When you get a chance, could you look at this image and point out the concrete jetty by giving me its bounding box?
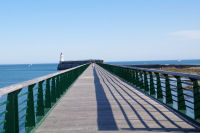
[35,65,200,133]
[57,60,103,70]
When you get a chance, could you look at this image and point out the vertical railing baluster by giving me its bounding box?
[65,73,69,91]
[155,73,163,100]
[190,78,200,120]
[61,74,65,94]
[37,81,44,116]
[25,84,36,129]
[144,71,149,93]
[4,90,21,133]
[65,73,69,90]
[122,68,125,79]
[175,76,186,112]
[135,70,139,87]
[149,72,155,96]
[164,74,173,105]
[55,76,59,99]
[51,77,56,103]
[60,75,63,95]
[119,67,122,78]
[127,69,130,82]
[69,71,72,87]
[128,69,131,82]
[132,70,136,84]
[139,71,144,90]
[45,79,51,108]
[62,73,65,92]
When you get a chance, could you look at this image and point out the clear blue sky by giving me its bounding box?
[0,0,200,64]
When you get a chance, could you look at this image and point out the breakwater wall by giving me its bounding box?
[57,60,103,70]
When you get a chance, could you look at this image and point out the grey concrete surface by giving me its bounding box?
[35,65,200,133]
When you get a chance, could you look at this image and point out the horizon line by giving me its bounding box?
[0,58,200,65]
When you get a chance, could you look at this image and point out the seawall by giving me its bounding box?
[57,60,103,70]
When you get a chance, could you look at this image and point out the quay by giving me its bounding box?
[57,60,103,70]
[57,52,103,70]
[0,63,200,132]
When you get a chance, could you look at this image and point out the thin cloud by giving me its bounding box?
[170,30,200,39]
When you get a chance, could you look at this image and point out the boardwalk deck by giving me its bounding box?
[35,65,200,133]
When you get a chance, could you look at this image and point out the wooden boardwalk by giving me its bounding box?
[36,65,200,133]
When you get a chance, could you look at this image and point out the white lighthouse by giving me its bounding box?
[60,52,64,63]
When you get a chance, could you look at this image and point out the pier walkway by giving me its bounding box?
[36,65,200,133]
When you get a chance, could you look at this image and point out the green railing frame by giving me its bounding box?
[0,63,89,133]
[98,63,200,124]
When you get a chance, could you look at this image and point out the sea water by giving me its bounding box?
[1,59,200,88]
[0,64,58,88]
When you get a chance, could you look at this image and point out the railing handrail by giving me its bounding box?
[0,63,89,98]
[106,63,200,80]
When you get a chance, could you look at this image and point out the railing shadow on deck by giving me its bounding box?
[93,68,118,130]
[95,65,200,132]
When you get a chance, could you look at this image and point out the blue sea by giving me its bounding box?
[0,59,200,88]
[0,64,58,88]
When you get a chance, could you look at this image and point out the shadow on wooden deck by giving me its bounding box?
[93,68,118,130]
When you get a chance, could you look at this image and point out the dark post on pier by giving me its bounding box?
[0,62,200,133]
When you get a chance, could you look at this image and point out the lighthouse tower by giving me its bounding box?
[60,52,64,63]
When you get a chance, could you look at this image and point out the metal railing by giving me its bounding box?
[98,63,200,124]
[0,63,90,133]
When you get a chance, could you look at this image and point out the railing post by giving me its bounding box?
[128,69,132,82]
[122,68,125,79]
[55,76,59,99]
[68,71,72,86]
[144,71,149,93]
[61,74,66,94]
[4,90,21,133]
[139,71,144,90]
[175,76,186,112]
[164,74,173,105]
[132,70,136,84]
[65,73,69,90]
[37,81,44,116]
[25,84,36,129]
[190,78,200,120]
[65,73,69,91]
[149,72,155,96]
[120,68,123,78]
[51,77,56,103]
[60,74,63,95]
[135,70,139,87]
[155,73,163,100]
[127,69,131,82]
[45,79,51,108]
